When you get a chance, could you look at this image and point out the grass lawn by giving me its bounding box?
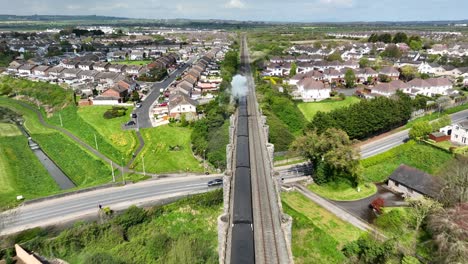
[132,125,203,173]
[0,98,55,134]
[0,135,60,209]
[405,103,468,129]
[77,106,138,160]
[282,191,364,264]
[361,141,453,183]
[308,179,377,201]
[297,96,361,121]
[113,60,152,66]
[0,123,22,137]
[48,106,136,163]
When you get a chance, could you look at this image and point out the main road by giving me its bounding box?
[360,109,468,158]
[0,175,220,236]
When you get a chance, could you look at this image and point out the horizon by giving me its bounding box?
[1,0,467,23]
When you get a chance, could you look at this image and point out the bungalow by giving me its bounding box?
[297,78,331,101]
[125,65,143,75]
[387,164,442,199]
[93,85,129,105]
[371,80,410,97]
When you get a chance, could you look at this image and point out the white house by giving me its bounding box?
[297,78,331,101]
[451,121,468,145]
[168,92,198,120]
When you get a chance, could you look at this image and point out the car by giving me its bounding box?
[207,179,223,187]
[131,113,137,118]
[135,103,142,108]
[125,120,136,126]
[159,102,168,107]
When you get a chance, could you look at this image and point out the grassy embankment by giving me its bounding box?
[5,190,223,264]
[132,125,203,173]
[282,191,365,264]
[0,98,113,191]
[297,96,361,122]
[0,123,60,209]
[48,105,138,163]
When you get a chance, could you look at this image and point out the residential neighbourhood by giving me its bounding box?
[0,4,468,264]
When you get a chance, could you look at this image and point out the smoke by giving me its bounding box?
[231,74,248,98]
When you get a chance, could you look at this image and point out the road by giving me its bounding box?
[360,109,468,158]
[0,175,220,236]
[242,35,290,264]
[134,57,197,129]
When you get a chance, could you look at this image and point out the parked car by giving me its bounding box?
[131,113,137,118]
[158,102,168,107]
[135,103,142,108]
[125,120,136,126]
[207,179,223,187]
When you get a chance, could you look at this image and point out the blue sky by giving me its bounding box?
[0,0,466,22]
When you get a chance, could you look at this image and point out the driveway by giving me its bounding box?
[332,184,405,223]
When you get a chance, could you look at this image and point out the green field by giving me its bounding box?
[308,179,377,201]
[113,60,151,66]
[132,126,203,173]
[21,190,222,264]
[77,106,138,160]
[0,123,22,137]
[297,97,361,121]
[282,191,364,264]
[0,98,55,134]
[0,135,60,209]
[48,106,137,163]
[361,141,453,182]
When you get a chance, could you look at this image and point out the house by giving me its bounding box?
[418,62,444,75]
[7,61,22,73]
[130,51,145,60]
[387,164,442,199]
[403,78,453,97]
[18,64,36,75]
[93,85,129,105]
[46,66,65,78]
[379,67,400,80]
[93,62,110,72]
[371,80,409,97]
[296,78,331,101]
[32,65,51,77]
[451,121,468,145]
[78,70,100,82]
[78,61,94,71]
[125,65,143,75]
[108,64,127,73]
[356,67,378,83]
[61,60,79,69]
[168,92,198,120]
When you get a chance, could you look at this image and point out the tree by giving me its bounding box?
[313,41,322,49]
[409,40,423,51]
[400,65,418,82]
[368,33,379,43]
[381,44,402,59]
[359,57,370,68]
[438,156,468,206]
[325,52,343,62]
[409,121,432,140]
[408,197,441,232]
[428,204,468,263]
[378,33,393,43]
[292,128,362,185]
[431,114,451,132]
[289,62,297,77]
[393,32,408,44]
[344,69,356,88]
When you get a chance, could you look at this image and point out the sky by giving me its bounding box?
[0,0,467,22]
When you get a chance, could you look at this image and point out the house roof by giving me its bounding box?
[458,121,468,129]
[169,92,198,109]
[380,66,399,75]
[298,78,328,90]
[426,77,452,87]
[408,78,431,88]
[388,164,442,198]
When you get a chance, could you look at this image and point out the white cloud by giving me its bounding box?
[318,0,354,8]
[225,0,245,9]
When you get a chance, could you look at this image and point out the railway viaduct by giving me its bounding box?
[217,35,294,264]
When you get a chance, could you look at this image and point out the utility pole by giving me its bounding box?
[94,133,99,150]
[142,155,146,176]
[203,149,206,174]
[59,113,63,127]
[121,157,125,185]
[111,161,115,182]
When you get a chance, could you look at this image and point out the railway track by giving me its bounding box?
[241,36,288,264]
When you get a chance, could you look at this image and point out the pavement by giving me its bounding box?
[0,175,220,236]
[360,109,468,158]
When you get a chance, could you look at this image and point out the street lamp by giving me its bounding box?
[121,156,125,185]
[142,155,146,176]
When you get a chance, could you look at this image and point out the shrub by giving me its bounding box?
[114,206,147,230]
[103,107,127,119]
[374,208,408,235]
[83,252,127,264]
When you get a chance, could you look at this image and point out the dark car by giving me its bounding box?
[126,120,136,126]
[207,179,223,187]
[131,113,137,118]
